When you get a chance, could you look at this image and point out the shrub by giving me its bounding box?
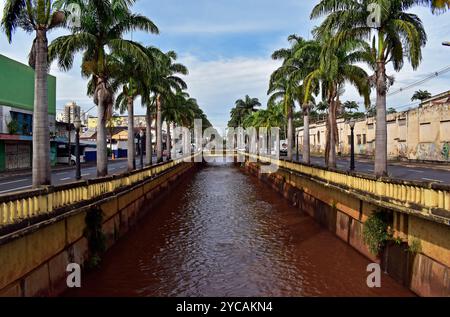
[84,207,106,268]
[363,210,391,255]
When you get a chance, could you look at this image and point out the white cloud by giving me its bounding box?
[1,0,449,127]
[177,54,281,129]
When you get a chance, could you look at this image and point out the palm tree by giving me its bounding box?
[228,95,261,128]
[162,92,194,159]
[106,112,119,156]
[2,1,65,187]
[411,90,432,102]
[112,50,155,171]
[267,76,297,160]
[311,0,427,176]
[147,51,188,163]
[270,35,319,164]
[49,0,158,176]
[143,97,156,165]
[302,31,371,168]
[427,0,449,12]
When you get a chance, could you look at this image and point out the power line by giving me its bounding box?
[388,65,450,98]
[353,64,450,110]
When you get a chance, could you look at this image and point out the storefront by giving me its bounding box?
[0,54,57,172]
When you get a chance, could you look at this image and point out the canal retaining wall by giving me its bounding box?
[243,161,450,297]
[0,161,196,297]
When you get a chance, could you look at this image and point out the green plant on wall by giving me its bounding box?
[84,207,106,268]
[443,143,449,161]
[363,210,392,255]
[408,238,422,254]
[7,119,19,134]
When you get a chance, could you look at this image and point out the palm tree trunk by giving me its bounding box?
[375,61,388,177]
[32,30,51,187]
[109,127,113,152]
[325,123,330,166]
[328,100,337,168]
[146,107,153,165]
[156,94,163,163]
[287,106,293,160]
[167,122,172,160]
[127,96,135,172]
[302,105,310,164]
[96,86,108,177]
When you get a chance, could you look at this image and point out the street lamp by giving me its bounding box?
[296,130,300,161]
[73,116,82,180]
[139,130,144,169]
[349,118,356,172]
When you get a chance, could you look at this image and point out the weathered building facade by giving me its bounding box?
[297,91,450,162]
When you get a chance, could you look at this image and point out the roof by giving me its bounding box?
[420,90,450,106]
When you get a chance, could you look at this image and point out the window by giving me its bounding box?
[419,122,432,143]
[441,120,450,142]
[10,111,32,135]
[317,131,320,144]
[363,134,367,144]
[357,135,362,145]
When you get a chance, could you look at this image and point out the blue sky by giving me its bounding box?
[1,0,449,130]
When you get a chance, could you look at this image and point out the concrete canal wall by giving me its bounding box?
[0,161,196,297]
[243,161,450,297]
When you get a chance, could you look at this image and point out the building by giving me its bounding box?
[87,115,151,130]
[0,54,57,171]
[62,101,81,124]
[296,90,450,162]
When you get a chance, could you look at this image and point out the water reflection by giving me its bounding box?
[66,162,413,297]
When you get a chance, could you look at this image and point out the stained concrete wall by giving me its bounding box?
[297,94,450,162]
[244,161,450,297]
[0,162,195,297]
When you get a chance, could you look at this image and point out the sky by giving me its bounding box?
[0,0,449,131]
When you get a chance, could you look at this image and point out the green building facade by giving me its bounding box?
[0,54,57,171]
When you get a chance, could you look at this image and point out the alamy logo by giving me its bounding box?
[66,3,81,28]
[367,3,382,28]
[366,2,392,29]
[66,263,81,288]
[366,263,381,288]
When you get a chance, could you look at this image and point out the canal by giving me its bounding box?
[66,162,413,297]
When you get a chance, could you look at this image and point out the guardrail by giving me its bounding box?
[0,155,196,227]
[246,153,450,225]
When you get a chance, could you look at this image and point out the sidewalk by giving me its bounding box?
[302,154,450,172]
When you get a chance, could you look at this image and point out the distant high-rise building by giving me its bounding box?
[63,101,81,124]
[80,110,86,125]
[56,112,65,122]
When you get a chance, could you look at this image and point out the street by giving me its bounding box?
[0,158,157,195]
[291,155,450,184]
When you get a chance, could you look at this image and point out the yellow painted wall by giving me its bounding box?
[408,216,450,268]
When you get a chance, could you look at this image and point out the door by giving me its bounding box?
[5,143,31,170]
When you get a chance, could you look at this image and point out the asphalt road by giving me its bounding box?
[0,154,449,195]
[0,158,157,195]
[291,155,450,184]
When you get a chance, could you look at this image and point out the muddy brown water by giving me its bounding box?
[66,162,413,297]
